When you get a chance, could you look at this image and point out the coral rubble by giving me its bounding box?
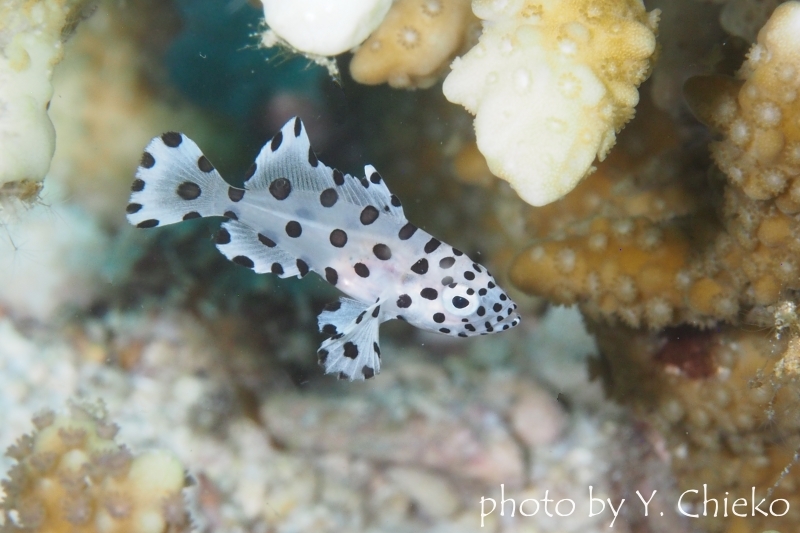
[0,0,92,204]
[443,0,660,206]
[0,401,189,533]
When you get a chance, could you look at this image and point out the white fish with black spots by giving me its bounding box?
[126,117,521,380]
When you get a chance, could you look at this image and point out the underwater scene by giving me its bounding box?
[1,0,800,532]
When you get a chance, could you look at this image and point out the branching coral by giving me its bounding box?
[349,0,478,89]
[0,401,189,533]
[505,3,800,531]
[512,2,800,329]
[0,0,93,204]
[443,0,660,206]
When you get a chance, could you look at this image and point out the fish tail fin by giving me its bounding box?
[126,132,232,228]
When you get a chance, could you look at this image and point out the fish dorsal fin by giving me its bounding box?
[316,297,383,381]
[245,117,406,219]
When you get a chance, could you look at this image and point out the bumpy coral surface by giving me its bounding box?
[0,0,91,203]
[505,4,800,531]
[590,321,800,532]
[512,1,800,329]
[350,0,477,89]
[443,0,659,206]
[0,402,189,533]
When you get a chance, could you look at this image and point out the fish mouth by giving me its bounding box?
[471,311,521,334]
[496,311,522,330]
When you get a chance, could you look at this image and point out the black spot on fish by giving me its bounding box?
[370,172,382,184]
[397,294,412,308]
[464,271,475,281]
[137,219,159,228]
[296,259,309,277]
[372,305,380,318]
[183,211,201,220]
[320,188,338,207]
[354,263,370,278]
[373,243,391,260]
[360,206,379,225]
[269,178,292,200]
[197,155,214,173]
[391,194,401,207]
[271,263,284,275]
[271,131,283,151]
[343,342,359,359]
[228,187,244,202]
[325,267,338,285]
[333,169,344,185]
[224,211,238,220]
[177,182,201,200]
[126,203,142,214]
[420,288,438,300]
[131,178,145,192]
[433,312,445,323]
[424,238,441,253]
[293,117,302,137]
[330,229,347,247]
[410,258,428,275]
[215,228,231,244]
[161,132,182,147]
[258,233,276,247]
[362,366,375,379]
[324,301,341,312]
[140,153,155,169]
[285,221,302,238]
[233,255,254,268]
[398,223,417,240]
[308,147,318,167]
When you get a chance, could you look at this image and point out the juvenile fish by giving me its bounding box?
[126,118,520,380]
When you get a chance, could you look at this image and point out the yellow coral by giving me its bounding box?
[686,2,800,208]
[511,2,800,328]
[1,402,189,533]
[510,217,694,328]
[443,0,660,206]
[350,0,477,88]
[590,323,800,532]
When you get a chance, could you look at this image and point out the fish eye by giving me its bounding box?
[442,283,478,316]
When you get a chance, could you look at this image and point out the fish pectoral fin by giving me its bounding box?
[317,299,383,381]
